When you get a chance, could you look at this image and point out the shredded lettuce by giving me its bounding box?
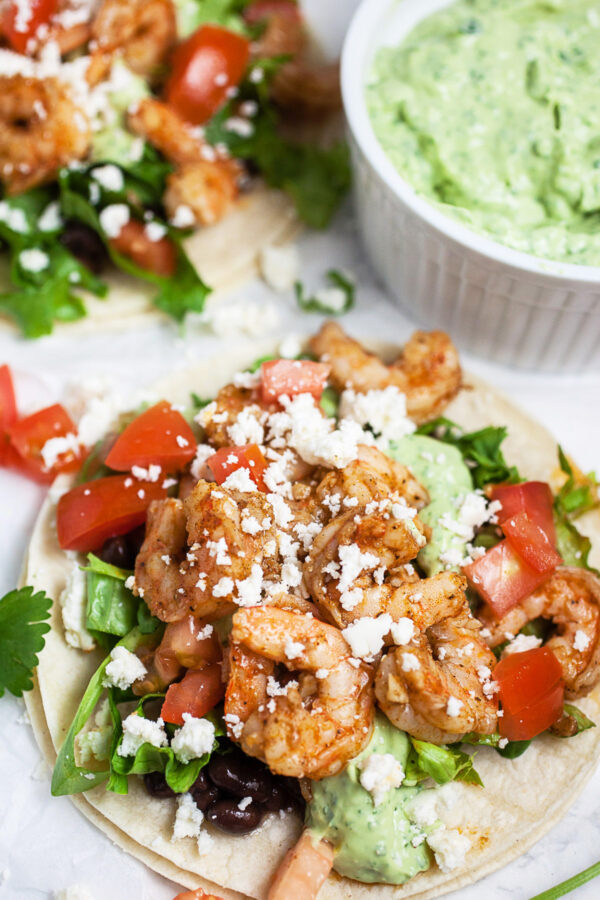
[404,738,483,787]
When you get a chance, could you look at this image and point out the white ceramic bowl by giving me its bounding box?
[341,0,600,371]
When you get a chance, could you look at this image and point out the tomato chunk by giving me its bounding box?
[161,664,224,726]
[0,365,18,466]
[463,539,551,619]
[494,647,564,741]
[260,359,330,404]
[166,25,250,125]
[490,482,556,544]
[57,474,166,552]
[501,510,562,574]
[109,220,177,278]
[6,403,83,483]
[3,0,58,53]
[105,401,196,474]
[208,444,268,491]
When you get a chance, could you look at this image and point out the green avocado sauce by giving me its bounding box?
[389,435,473,574]
[90,62,150,164]
[306,715,430,884]
[367,0,600,266]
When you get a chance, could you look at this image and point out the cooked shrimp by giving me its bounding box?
[268,831,334,900]
[309,322,462,424]
[0,76,90,195]
[225,606,375,778]
[91,0,176,78]
[304,504,429,628]
[134,483,278,622]
[128,98,240,225]
[376,612,498,743]
[315,443,429,516]
[197,384,265,448]
[480,567,600,697]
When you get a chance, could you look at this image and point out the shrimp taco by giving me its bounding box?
[0,0,348,337]
[15,323,600,899]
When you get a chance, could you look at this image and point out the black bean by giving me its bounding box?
[60,220,109,275]
[261,782,295,813]
[190,771,220,811]
[98,535,133,569]
[206,751,275,803]
[144,772,175,799]
[205,798,264,834]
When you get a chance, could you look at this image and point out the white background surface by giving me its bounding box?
[1,2,599,898]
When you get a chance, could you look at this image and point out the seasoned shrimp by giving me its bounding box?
[309,322,462,424]
[225,606,375,778]
[134,482,278,622]
[376,612,498,743]
[128,98,240,225]
[315,443,429,516]
[0,76,90,195]
[91,0,176,78]
[268,830,334,900]
[480,568,600,697]
[196,384,265,448]
[304,503,429,628]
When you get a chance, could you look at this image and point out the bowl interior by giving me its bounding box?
[341,0,600,284]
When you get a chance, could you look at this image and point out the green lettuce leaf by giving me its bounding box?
[416,417,521,489]
[553,448,599,571]
[405,738,483,786]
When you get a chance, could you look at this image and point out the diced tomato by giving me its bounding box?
[6,403,84,483]
[494,647,564,741]
[501,510,562,574]
[160,663,224,726]
[155,616,222,685]
[463,539,551,619]
[166,25,250,125]
[0,365,18,466]
[260,359,330,404]
[208,444,268,491]
[2,0,58,53]
[56,474,166,552]
[244,1,301,24]
[105,401,196,474]
[109,220,177,278]
[490,482,556,544]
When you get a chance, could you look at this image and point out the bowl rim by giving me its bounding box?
[341,0,600,286]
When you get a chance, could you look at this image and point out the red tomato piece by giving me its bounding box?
[208,444,268,491]
[109,220,177,278]
[56,474,166,552]
[260,359,330,404]
[490,482,556,544]
[105,401,196,473]
[501,510,562,574]
[463,539,551,619]
[494,647,564,741]
[160,664,224,726]
[3,0,58,53]
[0,365,18,467]
[166,25,250,125]
[155,616,222,685]
[244,1,301,24]
[6,403,83,483]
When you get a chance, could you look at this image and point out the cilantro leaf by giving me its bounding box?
[553,448,599,571]
[416,417,521,489]
[0,587,52,697]
[295,269,355,315]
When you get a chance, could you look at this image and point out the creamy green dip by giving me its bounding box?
[91,62,150,164]
[389,435,473,574]
[367,0,600,266]
[306,715,430,883]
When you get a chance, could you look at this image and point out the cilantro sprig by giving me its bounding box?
[0,587,52,697]
[295,269,355,315]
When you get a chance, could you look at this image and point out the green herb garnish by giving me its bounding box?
[0,587,52,697]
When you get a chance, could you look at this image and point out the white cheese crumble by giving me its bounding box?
[427,827,471,873]
[446,696,463,717]
[54,885,97,900]
[40,432,80,469]
[342,614,392,661]
[171,713,216,764]
[213,576,234,597]
[38,200,63,231]
[191,443,215,480]
[59,562,96,652]
[118,714,167,757]
[223,467,257,493]
[99,203,130,238]
[390,617,416,645]
[235,564,264,607]
[259,242,300,291]
[103,646,147,691]
[131,463,161,482]
[224,713,243,739]
[574,629,591,652]
[502,633,543,656]
[401,653,421,672]
[340,386,416,446]
[172,792,204,841]
[145,221,167,242]
[284,639,305,659]
[359,752,405,807]
[19,248,49,272]
[336,544,379,610]
[91,164,124,192]
[238,796,253,811]
[268,393,366,469]
[170,204,196,228]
